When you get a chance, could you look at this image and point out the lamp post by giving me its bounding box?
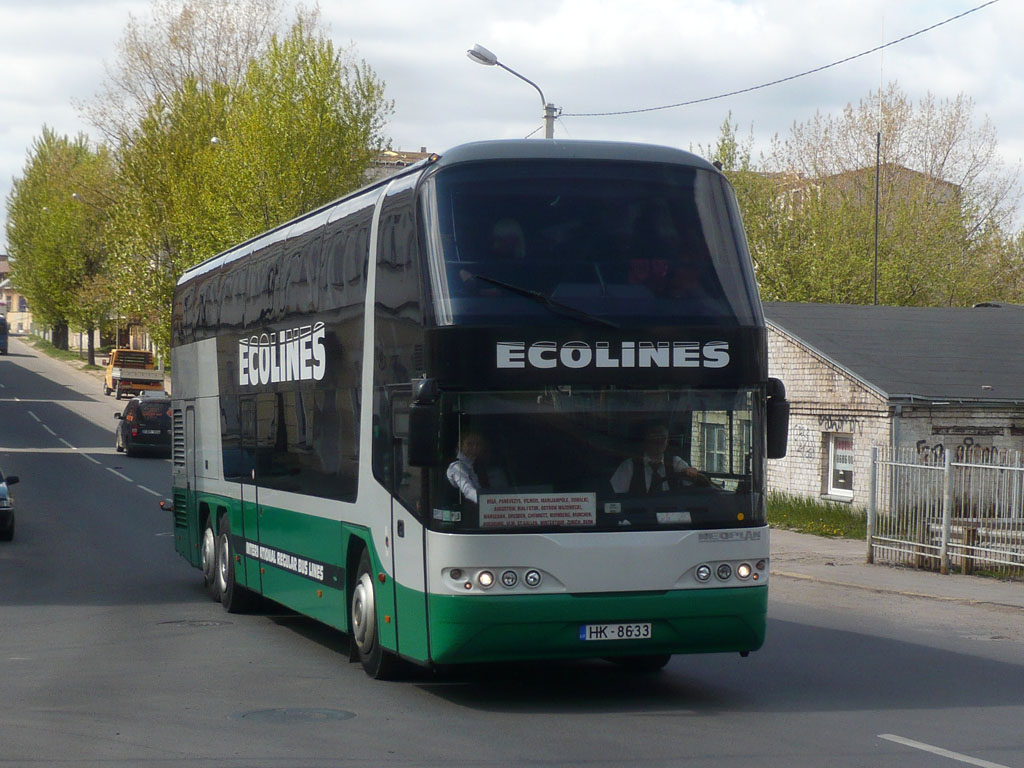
[466,44,557,139]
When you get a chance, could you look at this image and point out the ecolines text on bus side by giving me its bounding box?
[238,322,327,386]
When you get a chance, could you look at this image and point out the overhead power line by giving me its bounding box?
[560,0,1001,118]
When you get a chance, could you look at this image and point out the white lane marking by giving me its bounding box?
[55,439,101,464]
[879,734,1013,768]
[42,424,57,436]
[137,485,162,497]
[27,410,40,422]
[106,467,133,482]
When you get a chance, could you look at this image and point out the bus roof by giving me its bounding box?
[432,139,719,173]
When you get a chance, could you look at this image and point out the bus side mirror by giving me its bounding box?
[407,379,440,467]
[766,377,789,460]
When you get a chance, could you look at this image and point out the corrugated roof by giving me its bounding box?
[764,302,1024,404]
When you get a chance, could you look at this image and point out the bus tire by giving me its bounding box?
[216,513,252,613]
[351,548,400,679]
[609,654,672,673]
[200,516,218,600]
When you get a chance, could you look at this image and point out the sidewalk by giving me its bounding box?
[770,527,1024,610]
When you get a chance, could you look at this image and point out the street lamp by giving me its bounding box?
[466,44,557,139]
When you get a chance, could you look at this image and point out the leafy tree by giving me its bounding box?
[94,6,393,357]
[709,84,1023,307]
[5,128,115,359]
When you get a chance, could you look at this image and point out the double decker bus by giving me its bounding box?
[170,139,788,677]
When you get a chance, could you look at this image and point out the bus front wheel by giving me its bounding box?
[200,517,218,600]
[350,548,399,679]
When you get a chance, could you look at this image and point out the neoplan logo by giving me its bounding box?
[239,323,326,386]
[496,340,730,370]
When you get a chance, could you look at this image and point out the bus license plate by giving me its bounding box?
[579,622,652,641]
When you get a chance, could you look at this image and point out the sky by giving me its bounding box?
[1,0,1022,251]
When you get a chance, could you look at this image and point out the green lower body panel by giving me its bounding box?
[426,586,767,664]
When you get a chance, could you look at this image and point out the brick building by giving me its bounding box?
[765,302,1024,508]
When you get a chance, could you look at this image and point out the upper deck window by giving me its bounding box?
[421,160,762,327]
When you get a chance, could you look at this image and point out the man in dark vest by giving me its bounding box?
[610,421,707,494]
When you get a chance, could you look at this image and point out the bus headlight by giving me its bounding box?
[695,564,712,582]
[477,570,495,589]
[736,563,752,580]
[500,570,518,588]
[524,569,542,588]
[716,563,733,581]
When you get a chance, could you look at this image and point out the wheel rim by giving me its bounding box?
[217,532,230,594]
[201,526,216,582]
[351,571,376,652]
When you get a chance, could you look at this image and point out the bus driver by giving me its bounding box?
[610,422,708,494]
[446,431,489,504]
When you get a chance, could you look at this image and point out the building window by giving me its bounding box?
[827,433,854,499]
[702,423,729,474]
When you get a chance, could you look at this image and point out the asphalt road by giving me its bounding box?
[2,335,1023,768]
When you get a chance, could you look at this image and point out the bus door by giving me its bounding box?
[239,396,262,591]
[387,389,430,661]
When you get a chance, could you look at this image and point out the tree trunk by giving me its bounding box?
[87,325,96,366]
[52,322,69,351]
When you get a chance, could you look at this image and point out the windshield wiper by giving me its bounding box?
[470,274,620,329]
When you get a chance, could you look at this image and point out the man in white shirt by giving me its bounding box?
[610,422,706,494]
[446,431,486,503]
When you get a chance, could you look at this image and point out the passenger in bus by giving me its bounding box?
[610,422,708,494]
[455,218,526,291]
[446,430,490,503]
[489,217,526,260]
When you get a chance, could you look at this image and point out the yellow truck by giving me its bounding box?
[103,349,165,399]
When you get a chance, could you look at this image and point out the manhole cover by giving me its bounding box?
[158,619,232,628]
[230,708,356,723]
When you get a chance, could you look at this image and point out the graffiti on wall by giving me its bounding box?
[817,414,860,433]
[915,437,1016,464]
[790,424,818,461]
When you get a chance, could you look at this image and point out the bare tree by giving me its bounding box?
[79,0,282,142]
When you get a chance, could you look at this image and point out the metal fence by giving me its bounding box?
[868,446,1024,577]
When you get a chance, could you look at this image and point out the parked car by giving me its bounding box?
[0,468,19,541]
[115,394,172,457]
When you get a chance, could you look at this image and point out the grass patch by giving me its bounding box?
[768,492,866,540]
[21,335,105,369]
[22,335,85,362]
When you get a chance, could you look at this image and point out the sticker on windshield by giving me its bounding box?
[479,493,596,528]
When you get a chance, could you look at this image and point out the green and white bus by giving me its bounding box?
[170,139,789,677]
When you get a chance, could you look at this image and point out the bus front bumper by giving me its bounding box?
[425,585,767,665]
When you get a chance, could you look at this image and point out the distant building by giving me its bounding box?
[0,255,31,333]
[765,302,1024,507]
[366,148,433,183]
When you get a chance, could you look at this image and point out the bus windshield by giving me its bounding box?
[421,160,761,327]
[427,387,762,533]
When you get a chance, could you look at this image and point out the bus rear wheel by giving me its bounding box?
[216,513,253,613]
[350,548,400,679]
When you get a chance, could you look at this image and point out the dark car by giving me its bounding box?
[0,468,19,541]
[115,394,172,457]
